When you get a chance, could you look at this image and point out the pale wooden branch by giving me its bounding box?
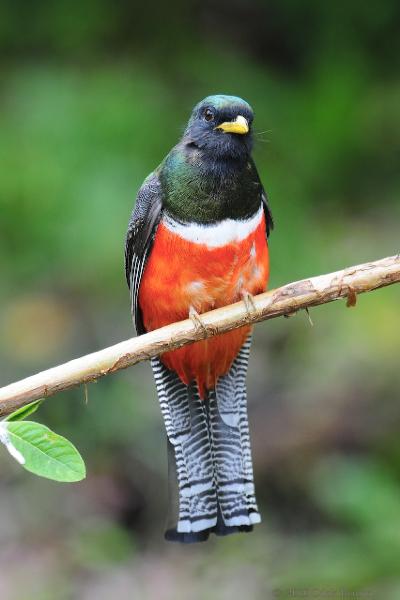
[0,255,399,417]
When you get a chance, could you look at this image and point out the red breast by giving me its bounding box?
[139,209,269,396]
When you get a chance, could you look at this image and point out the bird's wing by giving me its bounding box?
[261,187,274,238]
[248,158,273,238]
[125,171,163,335]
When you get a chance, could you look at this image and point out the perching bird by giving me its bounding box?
[125,95,273,543]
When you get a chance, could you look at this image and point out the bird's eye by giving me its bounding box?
[204,109,214,122]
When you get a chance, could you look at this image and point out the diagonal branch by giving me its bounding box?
[0,254,399,417]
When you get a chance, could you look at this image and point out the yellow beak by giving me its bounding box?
[215,115,249,135]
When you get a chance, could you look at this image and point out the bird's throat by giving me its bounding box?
[160,146,261,225]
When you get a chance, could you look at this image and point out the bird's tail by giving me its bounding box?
[207,335,261,532]
[151,335,260,543]
[151,357,218,542]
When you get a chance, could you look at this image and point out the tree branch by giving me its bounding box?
[0,255,399,417]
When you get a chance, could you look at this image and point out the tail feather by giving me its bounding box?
[234,335,260,521]
[164,440,210,543]
[208,336,261,528]
[151,335,260,543]
[151,358,217,541]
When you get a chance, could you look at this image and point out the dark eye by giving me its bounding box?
[204,109,214,121]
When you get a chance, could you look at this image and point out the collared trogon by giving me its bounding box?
[125,95,273,543]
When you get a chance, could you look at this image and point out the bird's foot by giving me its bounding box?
[189,306,207,333]
[241,290,257,317]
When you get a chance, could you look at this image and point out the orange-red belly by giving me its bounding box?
[139,213,269,396]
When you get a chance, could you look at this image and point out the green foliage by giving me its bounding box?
[4,399,42,421]
[0,403,86,482]
[5,421,86,482]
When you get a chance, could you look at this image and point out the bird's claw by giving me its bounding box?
[241,290,257,316]
[189,306,207,333]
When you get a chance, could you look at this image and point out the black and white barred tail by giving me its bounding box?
[151,336,260,543]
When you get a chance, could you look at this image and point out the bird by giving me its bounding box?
[125,94,273,543]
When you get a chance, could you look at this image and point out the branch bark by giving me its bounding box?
[0,254,399,417]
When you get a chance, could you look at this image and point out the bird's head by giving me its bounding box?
[184,95,254,161]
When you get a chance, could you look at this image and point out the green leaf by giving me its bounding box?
[4,421,86,482]
[4,400,43,422]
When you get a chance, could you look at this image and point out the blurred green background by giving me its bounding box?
[1,1,399,598]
